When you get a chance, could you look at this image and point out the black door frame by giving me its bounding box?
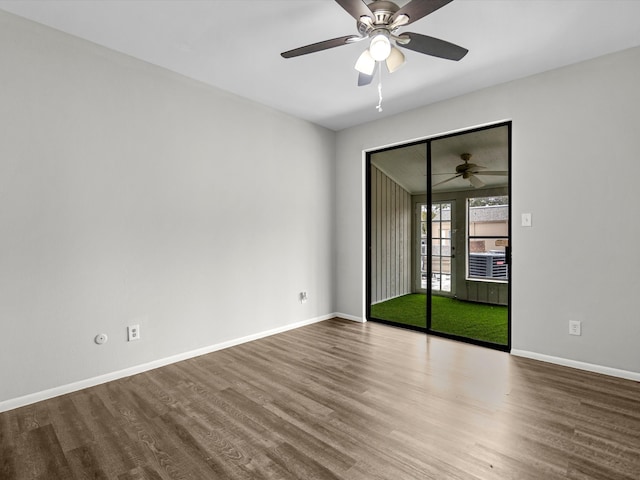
[366,121,512,352]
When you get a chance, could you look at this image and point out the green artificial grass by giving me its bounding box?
[370,294,508,345]
[371,293,428,328]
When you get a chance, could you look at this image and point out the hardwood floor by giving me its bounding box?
[1,318,639,479]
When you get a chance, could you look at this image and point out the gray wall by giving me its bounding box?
[0,11,336,404]
[336,46,640,375]
[370,165,412,304]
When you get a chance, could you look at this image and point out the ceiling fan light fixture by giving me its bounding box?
[355,49,376,75]
[385,46,405,73]
[469,175,484,188]
[369,32,391,61]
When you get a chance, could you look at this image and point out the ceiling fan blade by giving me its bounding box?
[397,32,468,61]
[473,171,508,176]
[334,0,373,21]
[281,35,359,58]
[390,0,453,26]
[358,71,374,86]
[469,175,485,188]
[433,174,462,187]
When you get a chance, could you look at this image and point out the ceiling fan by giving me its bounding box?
[433,153,508,188]
[280,0,468,86]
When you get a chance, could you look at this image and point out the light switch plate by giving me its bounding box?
[569,320,582,336]
[521,213,532,227]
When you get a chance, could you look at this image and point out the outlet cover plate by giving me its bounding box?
[127,324,140,341]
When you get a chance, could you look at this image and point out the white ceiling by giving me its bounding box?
[2,0,640,131]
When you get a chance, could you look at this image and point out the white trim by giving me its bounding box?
[6,321,634,413]
[335,312,366,323]
[362,149,368,328]
[511,349,640,382]
[371,293,410,306]
[362,119,513,154]
[0,314,334,413]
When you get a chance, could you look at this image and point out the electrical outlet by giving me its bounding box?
[300,291,308,303]
[569,320,581,336]
[127,324,140,341]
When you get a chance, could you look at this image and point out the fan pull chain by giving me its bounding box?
[376,62,383,112]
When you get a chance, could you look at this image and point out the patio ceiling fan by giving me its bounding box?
[433,153,508,188]
[280,0,468,86]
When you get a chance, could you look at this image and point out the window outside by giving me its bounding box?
[467,196,508,281]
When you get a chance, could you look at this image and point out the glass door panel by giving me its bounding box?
[367,143,427,330]
[429,123,510,349]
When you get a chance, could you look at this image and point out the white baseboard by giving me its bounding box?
[334,312,365,323]
[370,293,409,306]
[511,349,640,382]
[0,314,334,413]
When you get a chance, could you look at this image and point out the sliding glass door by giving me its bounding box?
[367,122,511,351]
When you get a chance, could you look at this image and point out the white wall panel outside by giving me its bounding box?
[369,165,412,305]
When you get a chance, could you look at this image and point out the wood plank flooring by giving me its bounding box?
[1,318,639,479]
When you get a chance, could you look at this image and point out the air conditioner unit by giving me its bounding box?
[469,252,508,279]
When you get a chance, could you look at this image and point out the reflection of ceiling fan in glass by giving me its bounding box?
[433,153,508,188]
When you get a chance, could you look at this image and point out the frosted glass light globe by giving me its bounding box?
[369,34,391,61]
